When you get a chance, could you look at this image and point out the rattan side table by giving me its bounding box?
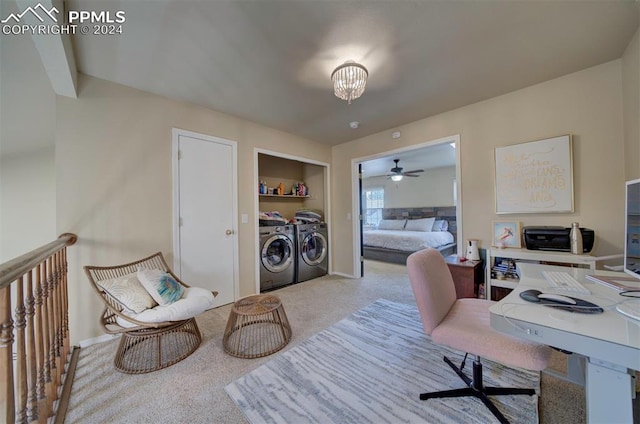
[223,294,292,358]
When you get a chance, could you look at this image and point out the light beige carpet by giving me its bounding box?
[65,260,587,423]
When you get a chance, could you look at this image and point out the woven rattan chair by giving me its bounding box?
[85,252,218,374]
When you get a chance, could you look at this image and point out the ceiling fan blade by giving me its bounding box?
[403,174,420,177]
[403,169,424,174]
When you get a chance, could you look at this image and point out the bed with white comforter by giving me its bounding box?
[363,229,454,251]
[363,217,456,263]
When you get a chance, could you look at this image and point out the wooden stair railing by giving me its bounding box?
[0,233,78,424]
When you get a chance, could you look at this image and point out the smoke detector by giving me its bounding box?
[349,121,360,129]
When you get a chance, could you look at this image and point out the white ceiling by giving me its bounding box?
[361,142,457,178]
[64,1,638,145]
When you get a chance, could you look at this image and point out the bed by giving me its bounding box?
[363,210,457,264]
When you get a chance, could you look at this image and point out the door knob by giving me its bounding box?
[226,229,234,235]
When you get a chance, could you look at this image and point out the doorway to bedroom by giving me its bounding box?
[353,135,461,277]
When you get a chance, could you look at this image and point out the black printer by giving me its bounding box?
[523,226,594,253]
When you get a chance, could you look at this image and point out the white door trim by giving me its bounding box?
[253,148,331,294]
[351,134,462,278]
[172,128,239,300]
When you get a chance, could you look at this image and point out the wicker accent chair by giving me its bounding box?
[85,252,218,374]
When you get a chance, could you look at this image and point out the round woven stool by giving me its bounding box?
[223,294,292,358]
[115,317,201,374]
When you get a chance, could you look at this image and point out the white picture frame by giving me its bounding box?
[492,221,522,248]
[494,134,573,214]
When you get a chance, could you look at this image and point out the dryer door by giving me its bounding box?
[301,232,327,266]
[261,235,294,273]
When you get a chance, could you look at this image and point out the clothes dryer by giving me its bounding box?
[259,225,296,291]
[295,223,328,282]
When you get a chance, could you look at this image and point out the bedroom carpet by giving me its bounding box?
[226,299,540,424]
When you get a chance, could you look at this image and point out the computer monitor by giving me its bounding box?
[624,178,640,280]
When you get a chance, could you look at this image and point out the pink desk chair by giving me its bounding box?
[407,248,552,424]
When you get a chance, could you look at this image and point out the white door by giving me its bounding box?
[173,129,237,305]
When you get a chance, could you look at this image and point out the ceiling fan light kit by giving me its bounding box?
[331,61,368,104]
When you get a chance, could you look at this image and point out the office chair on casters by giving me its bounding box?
[407,248,552,424]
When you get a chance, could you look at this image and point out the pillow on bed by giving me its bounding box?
[432,219,449,232]
[377,219,406,230]
[405,217,436,232]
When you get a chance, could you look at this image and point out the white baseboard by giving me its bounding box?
[330,271,357,279]
[79,334,117,348]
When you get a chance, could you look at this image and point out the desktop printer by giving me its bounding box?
[523,226,594,253]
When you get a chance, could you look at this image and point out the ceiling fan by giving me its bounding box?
[386,159,424,181]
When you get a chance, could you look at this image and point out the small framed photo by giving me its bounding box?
[492,221,522,248]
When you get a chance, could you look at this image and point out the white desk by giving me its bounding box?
[489,263,640,423]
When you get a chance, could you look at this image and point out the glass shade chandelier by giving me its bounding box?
[331,61,368,104]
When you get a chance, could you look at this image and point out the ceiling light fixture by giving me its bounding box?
[391,174,403,182]
[331,61,368,104]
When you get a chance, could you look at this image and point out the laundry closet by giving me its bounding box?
[257,153,329,292]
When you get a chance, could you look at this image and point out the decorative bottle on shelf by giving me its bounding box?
[570,222,583,255]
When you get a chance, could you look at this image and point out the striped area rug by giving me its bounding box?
[225,299,539,423]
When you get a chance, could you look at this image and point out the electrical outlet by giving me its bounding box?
[522,327,542,337]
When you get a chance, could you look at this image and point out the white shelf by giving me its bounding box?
[487,248,598,266]
[485,248,599,300]
[259,194,309,198]
[489,278,518,290]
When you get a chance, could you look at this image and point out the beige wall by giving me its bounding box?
[0,148,57,261]
[332,61,626,276]
[302,163,326,214]
[363,166,456,208]
[623,27,640,180]
[0,0,57,262]
[56,75,331,343]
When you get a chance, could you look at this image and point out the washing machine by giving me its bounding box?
[259,225,296,291]
[295,222,328,282]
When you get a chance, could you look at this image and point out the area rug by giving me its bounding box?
[225,299,540,423]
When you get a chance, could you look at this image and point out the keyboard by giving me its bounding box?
[616,300,640,321]
[542,271,591,295]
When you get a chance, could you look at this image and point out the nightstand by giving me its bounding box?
[444,255,484,298]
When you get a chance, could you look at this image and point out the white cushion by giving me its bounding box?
[405,217,436,232]
[432,219,449,232]
[96,272,156,314]
[117,287,216,328]
[137,268,185,305]
[377,219,406,230]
